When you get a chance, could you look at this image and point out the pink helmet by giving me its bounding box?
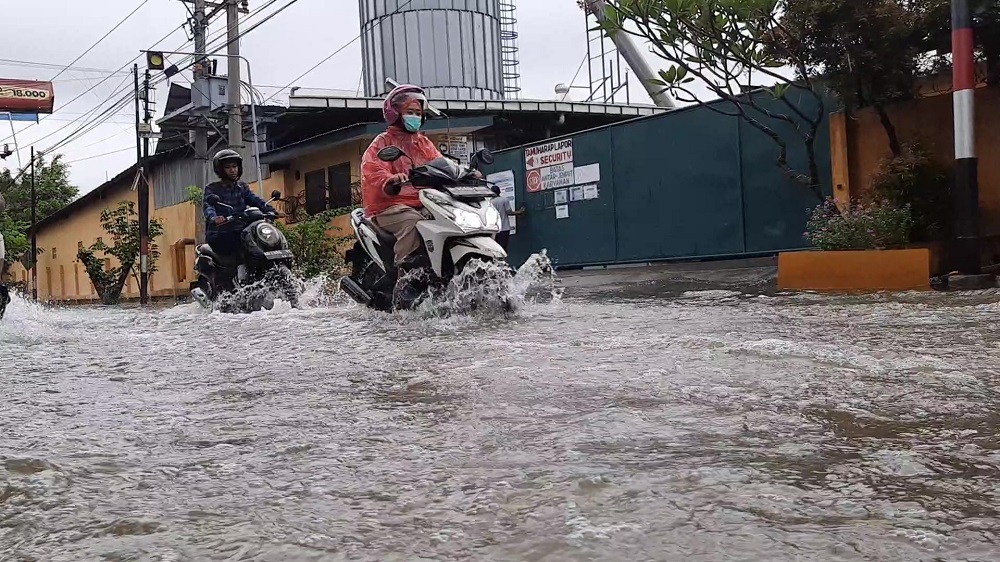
[383,84,427,126]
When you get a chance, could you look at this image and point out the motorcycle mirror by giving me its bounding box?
[206,193,221,205]
[270,190,282,200]
[476,149,495,166]
[377,146,405,162]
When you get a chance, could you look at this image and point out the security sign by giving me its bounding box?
[524,139,573,171]
[0,79,55,114]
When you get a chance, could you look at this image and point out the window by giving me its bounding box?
[51,247,57,260]
[77,241,83,251]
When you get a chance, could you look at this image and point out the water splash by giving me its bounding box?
[210,267,306,314]
[405,250,561,319]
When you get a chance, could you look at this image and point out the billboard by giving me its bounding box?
[0,79,55,114]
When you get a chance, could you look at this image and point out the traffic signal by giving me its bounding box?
[146,51,165,71]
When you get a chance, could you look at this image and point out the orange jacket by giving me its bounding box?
[361,126,443,217]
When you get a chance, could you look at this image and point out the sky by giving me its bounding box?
[0,0,714,193]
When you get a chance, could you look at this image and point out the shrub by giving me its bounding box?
[805,198,913,250]
[869,142,951,242]
[276,207,356,279]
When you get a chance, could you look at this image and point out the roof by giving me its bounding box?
[266,97,671,156]
[29,146,190,235]
[261,115,495,166]
[289,94,669,118]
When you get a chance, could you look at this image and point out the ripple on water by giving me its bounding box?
[2,280,1000,560]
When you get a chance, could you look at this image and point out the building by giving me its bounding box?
[8,148,202,302]
[257,91,668,231]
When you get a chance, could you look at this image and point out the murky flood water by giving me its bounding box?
[3,266,1000,561]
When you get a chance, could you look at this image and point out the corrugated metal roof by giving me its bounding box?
[288,95,669,118]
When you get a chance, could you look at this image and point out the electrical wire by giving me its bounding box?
[49,0,153,82]
[62,145,135,164]
[26,0,295,165]
[0,58,130,75]
[0,22,189,146]
[260,0,416,105]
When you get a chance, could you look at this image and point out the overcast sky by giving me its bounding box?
[1,0,711,193]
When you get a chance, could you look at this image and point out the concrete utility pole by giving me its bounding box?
[192,0,210,245]
[139,69,152,305]
[226,0,244,149]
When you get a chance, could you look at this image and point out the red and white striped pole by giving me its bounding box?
[952,0,980,273]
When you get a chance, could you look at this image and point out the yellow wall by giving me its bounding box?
[9,176,198,302]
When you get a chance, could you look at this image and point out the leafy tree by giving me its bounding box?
[778,0,922,157]
[77,201,164,305]
[596,0,827,199]
[917,0,1000,86]
[0,154,78,268]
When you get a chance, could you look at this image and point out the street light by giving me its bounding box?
[140,50,265,195]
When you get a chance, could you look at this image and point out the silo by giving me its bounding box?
[358,0,510,101]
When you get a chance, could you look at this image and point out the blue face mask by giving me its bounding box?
[402,115,422,133]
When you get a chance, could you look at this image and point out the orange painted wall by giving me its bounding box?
[832,85,1000,235]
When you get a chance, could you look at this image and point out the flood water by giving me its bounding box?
[2,263,1000,561]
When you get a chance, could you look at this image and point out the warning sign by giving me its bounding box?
[524,139,573,170]
[539,164,575,191]
[526,169,542,192]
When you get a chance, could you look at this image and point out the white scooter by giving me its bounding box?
[339,146,508,311]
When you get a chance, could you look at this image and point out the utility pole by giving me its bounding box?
[29,146,36,302]
[951,0,980,275]
[226,0,244,150]
[139,69,152,305]
[190,0,211,245]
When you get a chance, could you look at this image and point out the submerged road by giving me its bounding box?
[2,263,1000,561]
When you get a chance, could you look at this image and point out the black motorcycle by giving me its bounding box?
[191,190,300,311]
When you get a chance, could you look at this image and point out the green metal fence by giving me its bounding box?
[483,90,831,269]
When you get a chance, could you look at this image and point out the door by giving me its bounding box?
[327,163,352,210]
[304,169,327,215]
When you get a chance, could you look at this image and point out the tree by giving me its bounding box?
[76,201,164,305]
[596,0,827,199]
[779,0,922,157]
[0,154,78,268]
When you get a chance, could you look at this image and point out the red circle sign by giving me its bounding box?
[526,169,542,192]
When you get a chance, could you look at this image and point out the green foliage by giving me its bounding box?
[76,200,165,305]
[0,154,77,268]
[597,0,826,198]
[185,185,203,206]
[275,205,357,279]
[868,142,951,242]
[805,198,913,250]
[779,0,924,156]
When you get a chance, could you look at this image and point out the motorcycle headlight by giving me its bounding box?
[484,205,502,231]
[255,223,280,247]
[453,208,485,230]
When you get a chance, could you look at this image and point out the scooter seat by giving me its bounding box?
[197,243,241,268]
[361,216,399,249]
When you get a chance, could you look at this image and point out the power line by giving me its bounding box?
[63,145,135,164]
[260,0,415,105]
[0,23,189,146]
[0,58,130,75]
[15,0,292,160]
[49,0,153,82]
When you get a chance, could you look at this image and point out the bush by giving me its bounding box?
[805,198,913,250]
[869,142,951,242]
[276,208,355,279]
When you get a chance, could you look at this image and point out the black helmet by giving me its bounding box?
[212,149,243,179]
